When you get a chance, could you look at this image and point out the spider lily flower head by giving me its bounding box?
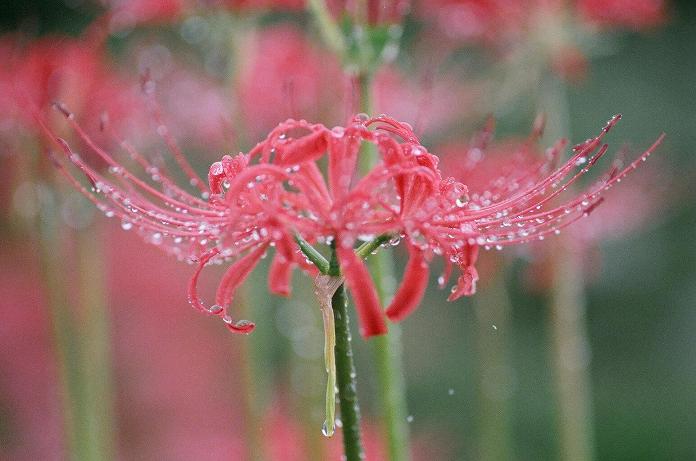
[42,104,663,337]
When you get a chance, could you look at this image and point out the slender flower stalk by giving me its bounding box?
[356,70,411,461]
[76,225,116,461]
[540,73,595,461]
[329,244,365,460]
[474,270,513,461]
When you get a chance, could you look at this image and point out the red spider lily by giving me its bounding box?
[40,105,662,336]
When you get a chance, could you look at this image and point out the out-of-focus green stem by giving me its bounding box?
[358,72,374,116]
[329,246,365,461]
[473,270,513,461]
[77,224,116,461]
[237,285,267,461]
[307,0,346,56]
[369,252,410,461]
[540,74,595,461]
[549,245,595,461]
[36,192,85,460]
[358,74,411,461]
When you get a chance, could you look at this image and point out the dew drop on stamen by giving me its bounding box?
[321,420,334,437]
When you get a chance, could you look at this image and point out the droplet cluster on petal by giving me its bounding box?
[43,105,662,334]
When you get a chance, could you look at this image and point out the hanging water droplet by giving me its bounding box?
[406,415,414,423]
[322,420,334,437]
[121,220,133,230]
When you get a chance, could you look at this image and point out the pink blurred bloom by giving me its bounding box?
[0,34,140,149]
[373,65,481,137]
[0,243,63,460]
[440,117,668,291]
[577,0,666,29]
[421,0,666,41]
[104,0,185,30]
[238,25,346,141]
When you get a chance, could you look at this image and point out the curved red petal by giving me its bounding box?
[268,237,294,296]
[215,243,270,307]
[447,266,480,301]
[336,245,388,337]
[187,248,221,313]
[385,246,429,322]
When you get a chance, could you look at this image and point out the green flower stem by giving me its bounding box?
[540,74,595,461]
[237,285,267,461]
[305,5,410,456]
[295,234,330,274]
[39,228,83,459]
[37,192,90,460]
[358,66,411,461]
[307,0,346,56]
[329,245,365,461]
[474,269,513,461]
[355,234,391,259]
[368,252,410,461]
[77,225,116,461]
